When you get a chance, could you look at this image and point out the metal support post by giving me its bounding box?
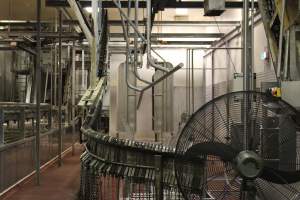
[154,155,163,200]
[71,43,76,155]
[20,108,25,139]
[58,10,63,167]
[35,0,42,185]
[0,110,4,145]
[242,0,251,91]
[81,50,85,90]
[191,49,194,113]
[50,45,54,127]
[212,50,215,139]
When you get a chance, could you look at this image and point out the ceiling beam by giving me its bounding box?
[110,33,224,38]
[0,31,81,39]
[46,0,259,9]
[108,20,241,26]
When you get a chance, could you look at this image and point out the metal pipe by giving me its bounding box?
[35,0,41,185]
[188,49,190,115]
[186,49,188,114]
[283,30,290,80]
[133,0,151,84]
[242,0,251,152]
[112,0,147,41]
[58,10,63,167]
[242,0,251,91]
[117,0,150,85]
[191,49,194,113]
[251,0,255,88]
[44,70,49,103]
[137,63,183,108]
[276,0,286,79]
[50,45,53,129]
[82,50,85,90]
[146,0,168,72]
[71,42,76,155]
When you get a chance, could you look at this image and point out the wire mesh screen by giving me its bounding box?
[175,91,300,200]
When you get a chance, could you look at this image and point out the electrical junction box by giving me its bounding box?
[204,0,225,16]
[281,81,300,109]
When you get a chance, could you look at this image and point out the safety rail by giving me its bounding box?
[0,116,80,196]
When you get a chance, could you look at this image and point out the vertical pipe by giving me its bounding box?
[211,51,215,101]
[72,42,76,155]
[188,49,190,115]
[50,45,53,128]
[283,30,290,80]
[54,15,58,106]
[44,71,49,103]
[134,0,139,71]
[243,0,251,91]
[242,0,251,151]
[191,49,194,113]
[35,0,41,185]
[211,51,215,139]
[58,10,63,167]
[147,0,151,68]
[82,50,85,90]
[251,0,255,89]
[186,49,188,114]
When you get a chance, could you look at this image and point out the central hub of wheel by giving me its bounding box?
[236,151,264,179]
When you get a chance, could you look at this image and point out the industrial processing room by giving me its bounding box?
[0,0,300,200]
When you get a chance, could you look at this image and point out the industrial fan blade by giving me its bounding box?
[175,91,300,200]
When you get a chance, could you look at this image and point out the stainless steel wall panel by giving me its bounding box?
[117,63,137,134]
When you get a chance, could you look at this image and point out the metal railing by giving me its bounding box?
[0,102,80,196]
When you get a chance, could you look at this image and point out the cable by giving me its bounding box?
[214,17,238,73]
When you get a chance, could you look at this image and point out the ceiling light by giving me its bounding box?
[175,8,188,16]
[85,7,92,13]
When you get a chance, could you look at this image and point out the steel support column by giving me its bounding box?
[35,0,42,185]
[58,10,63,167]
[242,0,252,91]
[71,43,76,155]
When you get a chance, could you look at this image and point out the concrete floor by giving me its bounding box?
[2,145,83,200]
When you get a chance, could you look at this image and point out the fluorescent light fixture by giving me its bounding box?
[85,7,92,13]
[175,8,188,16]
